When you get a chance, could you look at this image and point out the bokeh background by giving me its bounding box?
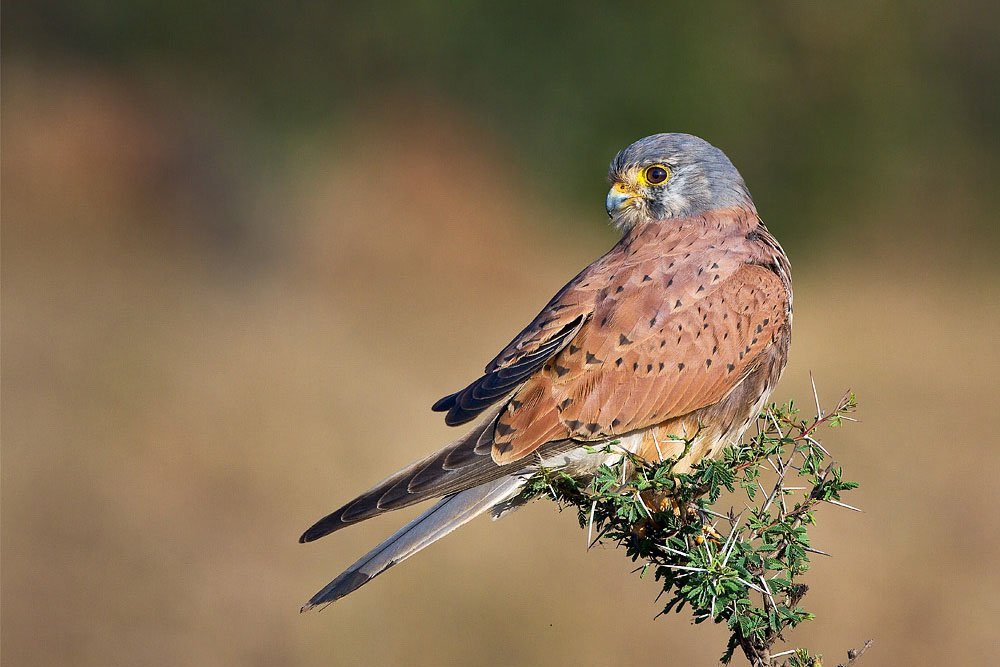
[3,3,999,665]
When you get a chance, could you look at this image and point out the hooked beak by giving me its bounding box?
[606,181,639,217]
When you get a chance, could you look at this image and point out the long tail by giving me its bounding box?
[299,404,576,544]
[301,475,524,610]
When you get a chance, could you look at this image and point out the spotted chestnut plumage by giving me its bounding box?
[300,133,792,609]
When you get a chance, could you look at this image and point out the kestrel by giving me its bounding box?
[299,133,792,609]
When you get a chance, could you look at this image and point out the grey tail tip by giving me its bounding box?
[299,599,332,613]
[300,569,374,612]
[299,477,523,611]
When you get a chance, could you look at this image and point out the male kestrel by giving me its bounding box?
[299,133,792,609]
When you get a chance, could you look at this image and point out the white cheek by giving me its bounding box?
[659,190,690,215]
[657,168,703,217]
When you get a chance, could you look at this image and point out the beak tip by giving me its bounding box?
[606,187,634,216]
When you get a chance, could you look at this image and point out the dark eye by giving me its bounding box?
[644,165,670,185]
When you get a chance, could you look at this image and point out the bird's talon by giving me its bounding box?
[701,523,723,544]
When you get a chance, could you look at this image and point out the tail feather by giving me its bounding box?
[301,475,524,610]
[299,405,576,544]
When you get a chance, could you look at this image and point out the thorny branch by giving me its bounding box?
[525,385,869,666]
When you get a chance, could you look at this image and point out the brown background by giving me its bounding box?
[3,4,999,665]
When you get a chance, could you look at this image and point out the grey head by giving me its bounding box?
[606,133,753,225]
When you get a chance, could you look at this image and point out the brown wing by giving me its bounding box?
[492,263,789,463]
[431,263,604,426]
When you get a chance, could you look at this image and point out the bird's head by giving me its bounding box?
[606,133,753,230]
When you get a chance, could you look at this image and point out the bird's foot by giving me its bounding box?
[632,491,722,544]
[693,522,723,545]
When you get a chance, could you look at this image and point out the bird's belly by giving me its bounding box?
[537,392,768,482]
[534,424,717,480]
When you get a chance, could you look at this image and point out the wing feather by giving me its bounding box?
[493,262,789,462]
[432,308,590,425]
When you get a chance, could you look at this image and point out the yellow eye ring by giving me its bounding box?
[641,164,670,185]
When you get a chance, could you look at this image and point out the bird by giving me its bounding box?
[299,133,792,610]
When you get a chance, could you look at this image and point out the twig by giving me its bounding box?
[837,639,874,667]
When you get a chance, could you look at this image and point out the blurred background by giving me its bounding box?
[3,3,999,665]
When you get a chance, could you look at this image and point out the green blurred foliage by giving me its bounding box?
[5,1,999,247]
